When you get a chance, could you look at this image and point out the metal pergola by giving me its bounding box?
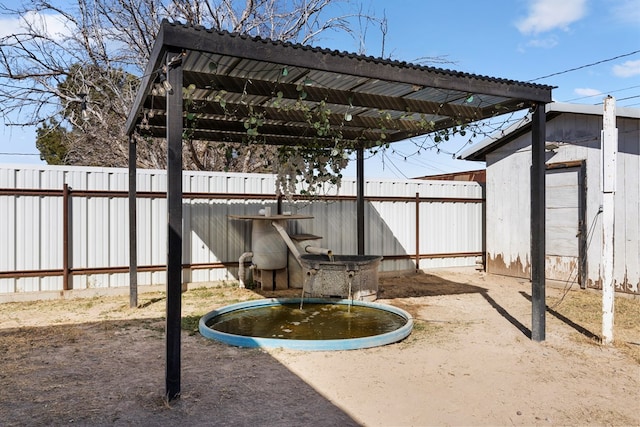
[125,20,553,400]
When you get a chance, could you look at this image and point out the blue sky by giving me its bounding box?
[340,0,640,178]
[1,0,639,179]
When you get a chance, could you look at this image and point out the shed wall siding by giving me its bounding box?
[616,117,640,293]
[486,135,532,278]
[484,113,640,294]
[545,167,581,282]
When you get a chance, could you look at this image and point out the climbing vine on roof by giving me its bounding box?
[176,80,487,198]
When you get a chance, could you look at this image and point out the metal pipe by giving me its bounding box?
[304,246,332,257]
[238,252,253,288]
[270,221,302,261]
[271,221,333,268]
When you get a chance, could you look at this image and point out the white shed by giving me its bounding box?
[461,102,639,295]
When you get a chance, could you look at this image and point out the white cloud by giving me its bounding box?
[0,11,72,40]
[0,16,23,38]
[516,0,587,35]
[525,36,559,49]
[610,0,640,25]
[612,60,640,77]
[574,88,603,97]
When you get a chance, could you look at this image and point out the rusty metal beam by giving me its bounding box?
[63,184,71,291]
[129,135,138,308]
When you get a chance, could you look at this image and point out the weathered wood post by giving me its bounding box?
[601,96,617,345]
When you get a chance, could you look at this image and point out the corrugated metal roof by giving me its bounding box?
[459,102,640,161]
[125,20,554,147]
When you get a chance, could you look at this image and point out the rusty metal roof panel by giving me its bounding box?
[126,21,554,144]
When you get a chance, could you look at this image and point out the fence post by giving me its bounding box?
[415,192,420,272]
[63,183,71,291]
[128,135,138,308]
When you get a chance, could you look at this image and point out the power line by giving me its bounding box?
[562,85,640,102]
[381,152,410,179]
[529,49,640,82]
[386,150,452,174]
[616,94,640,102]
[594,94,640,105]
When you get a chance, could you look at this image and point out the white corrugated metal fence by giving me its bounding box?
[0,165,484,294]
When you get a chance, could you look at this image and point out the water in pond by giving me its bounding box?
[207,303,407,340]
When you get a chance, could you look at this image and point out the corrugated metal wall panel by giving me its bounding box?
[483,112,639,294]
[16,196,40,270]
[0,196,15,267]
[0,164,484,293]
[73,196,87,271]
[40,196,60,269]
[616,117,639,293]
[112,197,129,266]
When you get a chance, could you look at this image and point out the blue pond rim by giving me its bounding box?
[199,298,414,351]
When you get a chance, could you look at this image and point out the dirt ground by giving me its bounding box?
[1,267,638,426]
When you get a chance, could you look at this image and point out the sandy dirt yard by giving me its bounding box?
[0,267,638,426]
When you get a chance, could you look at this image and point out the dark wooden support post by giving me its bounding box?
[128,135,138,308]
[481,183,487,271]
[62,183,71,291]
[531,102,546,341]
[415,192,420,272]
[165,50,184,400]
[356,146,365,255]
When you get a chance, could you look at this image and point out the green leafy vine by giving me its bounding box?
[180,77,487,199]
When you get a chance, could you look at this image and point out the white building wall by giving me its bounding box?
[484,112,639,294]
[616,117,640,293]
[485,136,533,277]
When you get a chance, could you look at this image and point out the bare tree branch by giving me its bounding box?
[0,0,386,171]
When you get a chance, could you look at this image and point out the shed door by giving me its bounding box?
[545,166,585,284]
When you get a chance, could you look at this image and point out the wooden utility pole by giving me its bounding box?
[601,96,617,345]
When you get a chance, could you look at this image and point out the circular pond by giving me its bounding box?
[199,298,413,351]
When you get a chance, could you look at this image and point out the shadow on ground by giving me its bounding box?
[0,318,359,426]
[378,270,487,298]
[378,270,534,338]
[519,290,600,341]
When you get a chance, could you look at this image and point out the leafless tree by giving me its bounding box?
[0,0,385,170]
